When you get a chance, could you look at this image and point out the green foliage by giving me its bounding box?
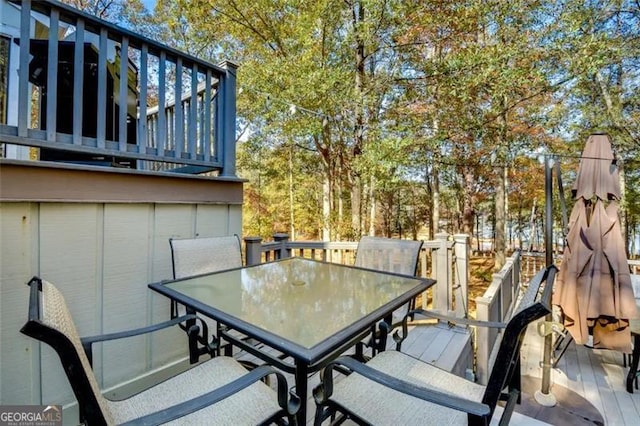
[118,0,639,244]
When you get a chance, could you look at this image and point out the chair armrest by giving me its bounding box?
[81,314,210,364]
[82,314,199,345]
[121,365,300,425]
[409,309,507,329]
[391,310,506,351]
[314,356,490,418]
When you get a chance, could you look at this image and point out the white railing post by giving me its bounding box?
[474,292,493,385]
[434,233,451,314]
[453,234,469,318]
[512,250,521,298]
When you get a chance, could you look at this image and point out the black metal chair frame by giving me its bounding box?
[21,277,299,425]
[313,265,557,426]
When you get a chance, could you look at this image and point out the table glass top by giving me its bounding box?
[163,257,427,349]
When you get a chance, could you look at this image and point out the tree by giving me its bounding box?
[140,0,640,248]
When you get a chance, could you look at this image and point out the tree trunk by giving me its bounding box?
[337,153,344,241]
[350,0,365,237]
[316,119,332,241]
[528,199,537,251]
[431,162,440,238]
[462,167,475,234]
[322,175,331,241]
[369,175,376,235]
[619,160,627,256]
[288,143,295,240]
[495,165,507,270]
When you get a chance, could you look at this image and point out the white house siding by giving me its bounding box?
[0,200,241,411]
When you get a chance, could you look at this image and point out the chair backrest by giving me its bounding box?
[170,235,243,279]
[354,236,423,276]
[481,265,557,417]
[21,277,113,425]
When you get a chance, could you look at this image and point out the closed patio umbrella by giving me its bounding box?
[553,134,638,352]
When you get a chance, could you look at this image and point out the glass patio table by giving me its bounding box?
[149,257,434,423]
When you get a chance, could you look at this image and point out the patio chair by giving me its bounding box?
[21,277,299,425]
[169,235,246,356]
[353,236,423,354]
[169,235,243,280]
[313,265,557,426]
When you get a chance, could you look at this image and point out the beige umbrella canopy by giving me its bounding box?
[553,134,638,352]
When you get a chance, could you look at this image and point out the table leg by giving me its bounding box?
[295,360,309,425]
[627,334,640,393]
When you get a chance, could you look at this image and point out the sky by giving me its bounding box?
[141,0,156,11]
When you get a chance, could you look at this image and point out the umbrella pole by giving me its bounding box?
[535,155,557,407]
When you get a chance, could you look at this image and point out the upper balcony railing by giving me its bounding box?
[0,0,237,175]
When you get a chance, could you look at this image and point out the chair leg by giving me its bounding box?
[498,388,520,426]
[187,324,202,364]
[313,404,331,426]
[552,333,573,368]
[506,358,522,404]
[626,334,640,393]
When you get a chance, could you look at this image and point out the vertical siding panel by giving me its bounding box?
[101,205,152,389]
[0,203,40,404]
[149,205,194,367]
[227,204,243,236]
[194,205,230,236]
[93,203,106,386]
[38,204,100,406]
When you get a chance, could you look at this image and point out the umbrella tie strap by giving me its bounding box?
[537,321,566,338]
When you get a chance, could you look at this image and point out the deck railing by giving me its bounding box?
[475,252,639,384]
[474,250,522,384]
[522,251,640,276]
[1,0,236,175]
[244,233,471,319]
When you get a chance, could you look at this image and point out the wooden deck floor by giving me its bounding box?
[519,321,640,426]
[288,321,640,425]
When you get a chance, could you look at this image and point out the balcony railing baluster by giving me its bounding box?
[18,0,30,137]
[2,0,235,175]
[118,35,129,150]
[97,27,108,148]
[46,9,59,141]
[157,50,167,157]
[138,43,148,154]
[73,18,84,145]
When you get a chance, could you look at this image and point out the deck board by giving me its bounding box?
[520,319,640,425]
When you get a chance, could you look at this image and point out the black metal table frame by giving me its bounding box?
[627,332,640,393]
[149,258,434,424]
